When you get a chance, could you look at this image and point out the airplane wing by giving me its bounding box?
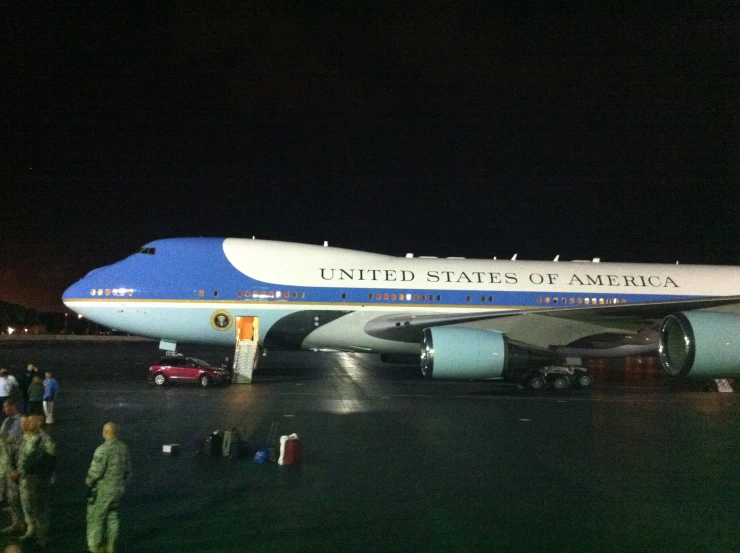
[364,295,740,344]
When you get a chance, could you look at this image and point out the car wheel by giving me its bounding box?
[153,373,167,386]
[200,375,212,388]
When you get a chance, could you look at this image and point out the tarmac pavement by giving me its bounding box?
[0,340,738,552]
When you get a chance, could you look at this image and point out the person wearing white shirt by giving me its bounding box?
[0,369,18,413]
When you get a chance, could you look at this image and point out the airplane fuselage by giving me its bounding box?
[62,238,740,356]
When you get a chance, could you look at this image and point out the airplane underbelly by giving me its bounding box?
[298,311,419,354]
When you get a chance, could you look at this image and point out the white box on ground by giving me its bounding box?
[163,444,180,455]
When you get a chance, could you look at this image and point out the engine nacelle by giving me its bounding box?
[659,312,740,378]
[421,327,555,380]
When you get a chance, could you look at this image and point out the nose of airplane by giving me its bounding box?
[62,277,90,307]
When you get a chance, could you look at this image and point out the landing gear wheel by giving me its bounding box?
[550,375,570,390]
[153,373,167,386]
[526,374,545,390]
[574,373,593,389]
[199,375,212,388]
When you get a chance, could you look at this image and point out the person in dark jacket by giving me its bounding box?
[19,365,38,413]
[26,378,43,417]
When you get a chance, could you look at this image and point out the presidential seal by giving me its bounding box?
[210,310,233,331]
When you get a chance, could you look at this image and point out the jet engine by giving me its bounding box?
[659,312,740,378]
[421,327,555,380]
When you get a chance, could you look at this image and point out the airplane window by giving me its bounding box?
[199,290,204,297]
[375,294,381,300]
[553,298,558,303]
[238,291,242,297]
[384,294,389,300]
[585,298,590,304]
[292,292,297,298]
[561,298,565,304]
[545,297,550,303]
[538,297,542,303]
[97,289,103,296]
[406,294,411,301]
[592,298,596,304]
[578,298,583,304]
[342,293,347,299]
[488,296,493,302]
[127,290,133,296]
[570,298,575,304]
[414,294,419,301]
[90,289,95,296]
[276,291,282,298]
[269,291,274,297]
[300,292,305,298]
[621,299,627,303]
[421,295,426,300]
[213,291,218,297]
[599,298,604,305]
[436,295,441,301]
[245,291,250,297]
[466,296,471,302]
[392,294,397,300]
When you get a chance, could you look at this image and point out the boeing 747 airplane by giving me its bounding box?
[62,238,740,387]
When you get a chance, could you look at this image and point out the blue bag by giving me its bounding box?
[254,447,270,464]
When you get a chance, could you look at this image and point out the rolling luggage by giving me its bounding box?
[278,433,302,465]
[206,430,224,457]
[222,428,240,457]
[230,439,250,459]
[254,421,278,464]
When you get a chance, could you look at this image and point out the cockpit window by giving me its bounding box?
[139,247,157,255]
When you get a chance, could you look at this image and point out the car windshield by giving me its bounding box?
[189,358,213,367]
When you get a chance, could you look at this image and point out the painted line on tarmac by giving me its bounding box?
[60,388,738,405]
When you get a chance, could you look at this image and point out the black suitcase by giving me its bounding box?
[230,440,249,459]
[206,431,224,457]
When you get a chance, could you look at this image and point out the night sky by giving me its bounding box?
[2,3,738,311]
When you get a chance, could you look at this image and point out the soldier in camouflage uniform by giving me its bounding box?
[86,422,132,553]
[14,413,56,548]
[0,400,24,535]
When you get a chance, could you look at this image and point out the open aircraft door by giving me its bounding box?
[232,316,259,383]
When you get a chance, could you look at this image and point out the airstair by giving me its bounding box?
[232,316,260,383]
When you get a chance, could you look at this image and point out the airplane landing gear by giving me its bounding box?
[521,366,593,391]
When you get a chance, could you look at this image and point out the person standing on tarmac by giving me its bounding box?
[19,365,38,414]
[0,400,23,535]
[41,372,58,425]
[25,377,43,417]
[12,414,56,548]
[0,369,16,415]
[86,422,132,553]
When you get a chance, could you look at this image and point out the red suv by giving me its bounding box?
[149,356,231,387]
